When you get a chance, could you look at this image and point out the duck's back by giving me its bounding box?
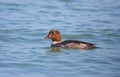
[52,40,96,49]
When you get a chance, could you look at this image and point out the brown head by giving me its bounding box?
[45,29,62,44]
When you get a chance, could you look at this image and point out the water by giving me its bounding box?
[0,0,120,77]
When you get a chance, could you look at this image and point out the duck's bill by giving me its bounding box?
[45,36,50,39]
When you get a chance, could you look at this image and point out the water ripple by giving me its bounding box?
[0,0,120,77]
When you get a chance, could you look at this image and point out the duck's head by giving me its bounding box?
[45,29,62,44]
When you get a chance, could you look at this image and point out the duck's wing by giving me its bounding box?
[60,40,96,49]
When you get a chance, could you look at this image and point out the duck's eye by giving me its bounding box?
[52,32,56,35]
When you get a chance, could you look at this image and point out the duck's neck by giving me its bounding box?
[52,34,62,44]
[52,41,61,44]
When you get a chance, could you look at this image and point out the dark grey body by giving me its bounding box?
[51,40,96,49]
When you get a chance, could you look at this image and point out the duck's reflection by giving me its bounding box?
[46,47,62,56]
[51,47,61,52]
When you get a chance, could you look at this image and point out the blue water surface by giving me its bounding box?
[0,0,120,77]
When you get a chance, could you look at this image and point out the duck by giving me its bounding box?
[45,29,96,49]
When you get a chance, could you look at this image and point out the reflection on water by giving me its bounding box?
[0,0,120,77]
[51,47,61,52]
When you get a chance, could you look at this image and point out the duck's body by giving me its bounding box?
[51,40,96,49]
[45,29,96,49]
